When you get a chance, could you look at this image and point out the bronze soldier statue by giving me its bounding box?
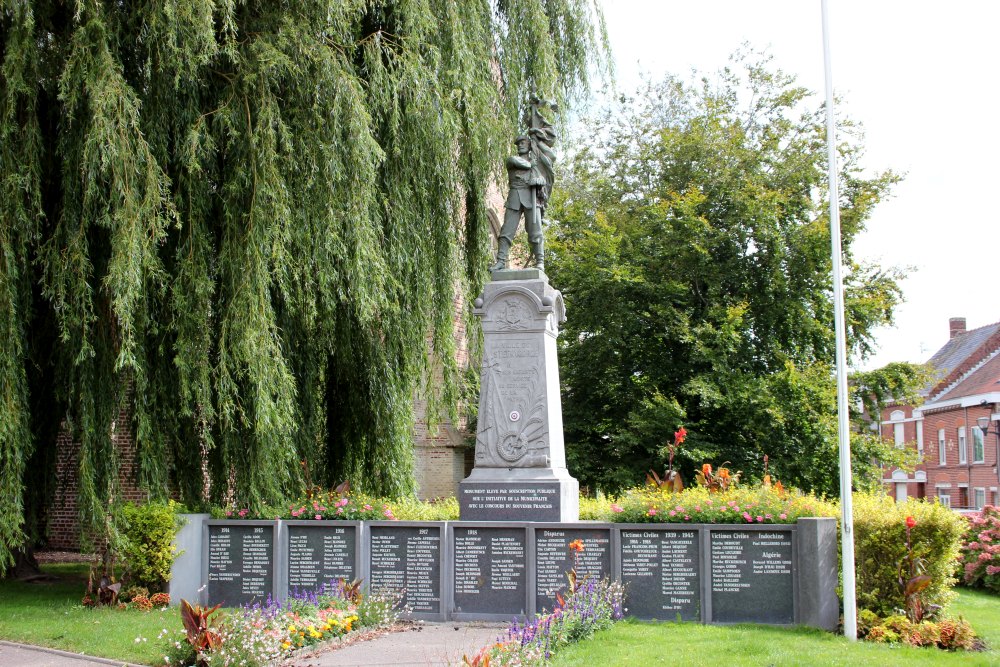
[490,97,557,272]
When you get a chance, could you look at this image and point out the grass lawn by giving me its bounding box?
[551,588,1000,667]
[0,562,183,665]
[3,565,999,667]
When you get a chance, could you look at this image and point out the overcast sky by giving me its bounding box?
[597,0,999,370]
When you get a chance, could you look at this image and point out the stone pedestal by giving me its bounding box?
[459,269,579,521]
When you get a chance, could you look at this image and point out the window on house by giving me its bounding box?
[974,488,986,510]
[973,426,985,463]
[938,493,951,508]
[893,422,904,448]
[938,429,946,465]
[993,490,999,507]
[958,427,967,464]
[916,421,923,455]
[958,487,969,508]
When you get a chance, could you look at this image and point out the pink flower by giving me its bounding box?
[315,514,322,520]
[765,514,773,520]
[756,516,763,523]
[694,505,702,512]
[225,509,232,517]
[647,508,658,516]
[684,515,691,521]
[611,504,623,513]
[732,505,740,512]
[987,565,1000,575]
[742,512,752,522]
[728,500,737,507]
[669,510,677,517]
[705,499,713,505]
[238,508,248,518]
[675,505,684,512]
[336,507,344,514]
[779,513,787,520]
[364,504,373,511]
[383,508,394,518]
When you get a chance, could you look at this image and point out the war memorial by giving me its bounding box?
[169,99,839,633]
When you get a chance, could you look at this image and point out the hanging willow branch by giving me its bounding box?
[0,0,606,565]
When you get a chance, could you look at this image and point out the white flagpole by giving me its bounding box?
[821,0,857,640]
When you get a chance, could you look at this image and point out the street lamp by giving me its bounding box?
[976,415,1000,504]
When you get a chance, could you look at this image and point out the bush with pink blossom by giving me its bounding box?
[960,505,1000,593]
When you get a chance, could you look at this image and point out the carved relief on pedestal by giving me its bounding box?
[475,347,550,468]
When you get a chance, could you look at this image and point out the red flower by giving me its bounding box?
[905,516,916,529]
[674,426,688,444]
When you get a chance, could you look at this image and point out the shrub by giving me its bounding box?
[959,505,1000,593]
[853,494,966,618]
[118,501,182,591]
[858,611,980,651]
[130,594,153,612]
[121,585,149,603]
[150,592,171,607]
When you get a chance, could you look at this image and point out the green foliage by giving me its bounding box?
[547,53,905,496]
[960,505,1000,593]
[118,501,181,591]
[0,1,605,565]
[853,494,966,619]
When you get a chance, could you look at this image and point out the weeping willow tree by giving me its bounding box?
[0,0,604,564]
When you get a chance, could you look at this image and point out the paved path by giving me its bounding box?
[0,641,141,667]
[296,623,507,667]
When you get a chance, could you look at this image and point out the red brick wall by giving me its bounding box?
[48,406,147,550]
[920,404,999,508]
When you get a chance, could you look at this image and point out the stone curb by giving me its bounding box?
[0,640,144,667]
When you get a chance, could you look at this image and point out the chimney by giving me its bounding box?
[949,317,967,338]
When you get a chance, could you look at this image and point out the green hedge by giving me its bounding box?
[853,493,966,618]
[118,501,183,591]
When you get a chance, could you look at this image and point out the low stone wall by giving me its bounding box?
[171,517,838,630]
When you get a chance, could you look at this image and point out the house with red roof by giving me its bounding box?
[880,317,1000,509]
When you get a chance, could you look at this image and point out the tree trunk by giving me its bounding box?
[2,546,41,580]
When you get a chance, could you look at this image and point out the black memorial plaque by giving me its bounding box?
[368,524,442,615]
[459,483,562,522]
[286,523,358,595]
[534,527,611,613]
[207,522,275,606]
[620,528,700,620]
[452,526,527,616]
[710,529,794,624]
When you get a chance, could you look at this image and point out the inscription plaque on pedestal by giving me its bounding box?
[710,528,794,624]
[284,522,360,596]
[533,526,612,613]
[368,523,443,619]
[452,525,528,618]
[619,526,701,620]
[205,521,276,607]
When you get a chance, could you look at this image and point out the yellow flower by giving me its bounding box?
[280,642,291,650]
[288,625,296,633]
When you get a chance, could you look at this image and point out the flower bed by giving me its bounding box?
[581,486,837,525]
[166,582,402,666]
[463,542,625,667]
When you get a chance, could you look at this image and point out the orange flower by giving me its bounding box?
[701,463,712,476]
[718,468,731,480]
[674,426,687,444]
[568,539,585,552]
